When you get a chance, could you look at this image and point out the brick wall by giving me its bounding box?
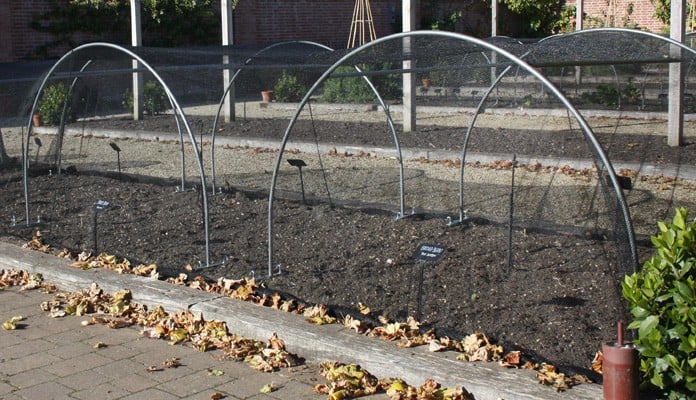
[566,0,667,32]
[0,0,402,62]
[0,0,671,63]
[233,0,400,49]
[0,0,109,62]
[1,0,55,62]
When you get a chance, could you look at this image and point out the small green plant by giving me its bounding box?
[581,80,642,107]
[122,80,169,115]
[622,207,696,399]
[273,71,307,103]
[322,64,401,103]
[622,78,641,105]
[581,84,620,107]
[323,66,375,103]
[38,82,74,126]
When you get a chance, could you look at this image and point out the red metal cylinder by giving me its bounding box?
[602,342,639,400]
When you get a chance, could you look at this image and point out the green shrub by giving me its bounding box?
[581,84,620,107]
[273,71,307,103]
[322,65,401,103]
[581,81,642,107]
[38,82,74,126]
[323,66,374,103]
[622,207,696,399]
[122,80,169,115]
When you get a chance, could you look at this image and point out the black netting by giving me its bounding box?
[2,28,695,371]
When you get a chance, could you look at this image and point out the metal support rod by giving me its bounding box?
[507,154,517,272]
[288,159,307,204]
[92,211,99,254]
[416,260,425,322]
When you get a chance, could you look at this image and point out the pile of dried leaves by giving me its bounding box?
[315,362,472,400]
[19,232,596,392]
[18,274,302,373]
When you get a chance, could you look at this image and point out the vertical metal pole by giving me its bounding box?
[668,0,686,147]
[130,0,143,120]
[507,155,516,272]
[298,167,306,204]
[402,0,416,133]
[221,0,235,123]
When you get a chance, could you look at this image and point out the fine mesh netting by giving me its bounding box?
[1,30,695,363]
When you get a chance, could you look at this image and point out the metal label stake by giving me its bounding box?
[109,142,122,174]
[413,243,445,322]
[287,159,307,204]
[92,199,110,254]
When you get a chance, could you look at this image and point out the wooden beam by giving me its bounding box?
[668,0,686,147]
[130,0,143,120]
[221,0,235,123]
[402,0,416,133]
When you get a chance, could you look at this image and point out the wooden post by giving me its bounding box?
[130,0,143,120]
[575,0,583,85]
[402,0,416,133]
[491,0,497,36]
[221,0,235,123]
[668,0,686,147]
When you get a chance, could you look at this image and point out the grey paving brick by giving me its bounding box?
[70,381,131,400]
[43,352,113,378]
[1,352,62,376]
[4,368,59,390]
[111,372,159,393]
[91,358,148,380]
[10,381,74,400]
[1,337,57,360]
[61,369,113,391]
[119,387,177,400]
[156,369,224,397]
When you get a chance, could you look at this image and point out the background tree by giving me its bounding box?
[499,0,566,37]
[653,0,696,31]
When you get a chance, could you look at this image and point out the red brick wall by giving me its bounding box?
[1,0,55,61]
[0,0,671,62]
[1,0,401,61]
[0,0,109,62]
[233,0,399,49]
[566,0,667,32]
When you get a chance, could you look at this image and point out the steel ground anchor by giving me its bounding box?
[396,206,418,220]
[195,255,230,270]
[446,209,469,227]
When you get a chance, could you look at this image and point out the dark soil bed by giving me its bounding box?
[77,114,696,165]
[1,114,680,381]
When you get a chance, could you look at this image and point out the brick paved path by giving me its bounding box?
[0,286,331,400]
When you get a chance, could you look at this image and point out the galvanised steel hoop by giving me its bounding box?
[22,42,212,267]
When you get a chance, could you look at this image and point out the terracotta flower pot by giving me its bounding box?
[32,114,43,127]
[422,78,431,88]
[261,90,273,103]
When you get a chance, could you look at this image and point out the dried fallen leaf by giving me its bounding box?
[208,369,224,376]
[259,383,277,393]
[2,316,24,330]
[210,392,225,399]
[163,357,182,368]
[358,302,371,315]
[591,351,603,374]
[316,362,379,398]
[93,342,107,349]
[500,350,522,367]
[146,365,163,372]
